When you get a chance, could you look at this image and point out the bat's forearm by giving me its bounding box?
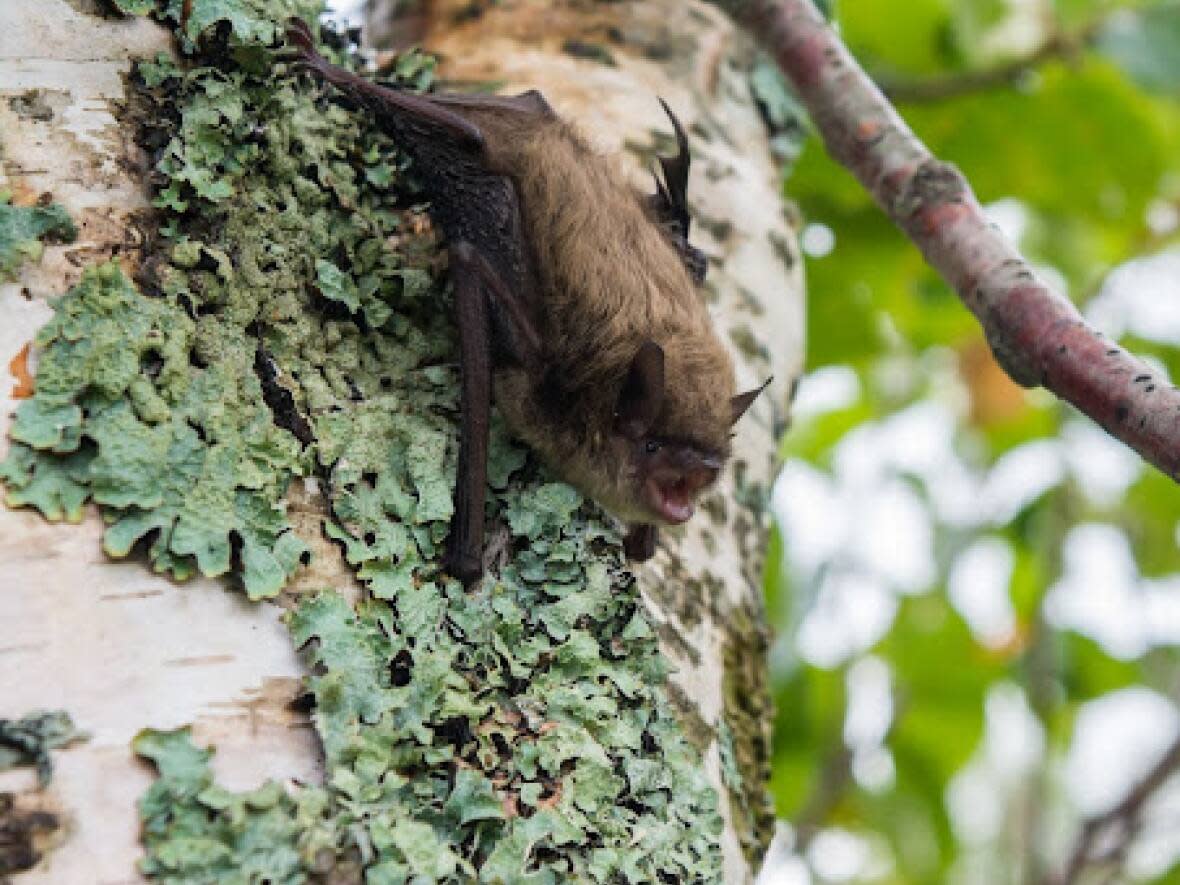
[445,242,493,584]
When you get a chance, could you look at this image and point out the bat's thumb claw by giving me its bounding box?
[284,17,317,54]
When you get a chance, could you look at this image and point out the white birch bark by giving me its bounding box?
[0,0,803,881]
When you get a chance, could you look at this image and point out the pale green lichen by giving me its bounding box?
[2,0,732,877]
[0,710,88,787]
[0,191,77,280]
[1,262,310,598]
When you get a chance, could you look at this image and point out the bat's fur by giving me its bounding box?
[283,20,763,573]
[468,107,737,522]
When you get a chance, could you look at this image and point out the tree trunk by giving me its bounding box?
[0,0,802,882]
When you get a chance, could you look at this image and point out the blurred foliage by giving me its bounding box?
[765,0,1180,882]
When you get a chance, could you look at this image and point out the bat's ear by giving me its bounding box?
[731,378,772,425]
[616,340,665,438]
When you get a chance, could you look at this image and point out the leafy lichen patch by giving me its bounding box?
[0,261,310,598]
[0,192,77,281]
[0,711,87,788]
[134,531,725,880]
[1,0,730,878]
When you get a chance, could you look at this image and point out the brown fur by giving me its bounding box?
[467,107,737,520]
[283,19,744,535]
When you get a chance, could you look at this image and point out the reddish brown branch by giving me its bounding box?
[719,0,1180,482]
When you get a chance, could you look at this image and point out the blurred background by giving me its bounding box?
[760,1,1180,882]
[329,0,1180,881]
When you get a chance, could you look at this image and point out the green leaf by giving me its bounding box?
[1121,467,1180,576]
[838,0,959,76]
[770,665,846,816]
[1059,633,1143,701]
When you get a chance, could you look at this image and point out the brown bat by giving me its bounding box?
[285,21,768,582]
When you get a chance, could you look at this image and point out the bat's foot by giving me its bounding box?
[623,524,658,561]
[444,544,484,586]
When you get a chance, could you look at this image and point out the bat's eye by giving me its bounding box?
[645,440,661,454]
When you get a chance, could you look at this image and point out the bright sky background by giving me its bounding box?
[324,0,367,26]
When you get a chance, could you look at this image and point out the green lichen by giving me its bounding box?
[134,523,724,882]
[1,0,732,878]
[0,262,310,598]
[720,599,777,865]
[0,711,87,787]
[134,727,318,882]
[0,191,77,280]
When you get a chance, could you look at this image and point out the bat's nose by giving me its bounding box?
[683,465,719,495]
[699,452,723,470]
[679,449,722,472]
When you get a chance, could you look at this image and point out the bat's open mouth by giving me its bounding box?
[646,477,695,524]
[644,459,721,525]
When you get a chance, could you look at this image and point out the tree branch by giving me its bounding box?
[791,740,853,853]
[791,689,904,853]
[875,23,1100,103]
[1049,728,1180,885]
[714,0,1180,484]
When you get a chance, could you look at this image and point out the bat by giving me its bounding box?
[284,20,769,583]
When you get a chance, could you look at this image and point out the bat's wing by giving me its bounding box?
[285,23,549,583]
[285,21,552,152]
[286,20,485,149]
[648,100,707,284]
[286,20,542,348]
[427,89,554,119]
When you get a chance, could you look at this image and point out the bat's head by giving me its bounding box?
[609,339,768,526]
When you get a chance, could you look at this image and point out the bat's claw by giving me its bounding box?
[444,545,484,587]
[285,17,317,54]
[623,524,658,561]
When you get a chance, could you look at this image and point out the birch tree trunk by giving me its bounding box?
[0,0,803,882]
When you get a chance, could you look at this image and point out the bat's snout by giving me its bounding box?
[643,451,721,525]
